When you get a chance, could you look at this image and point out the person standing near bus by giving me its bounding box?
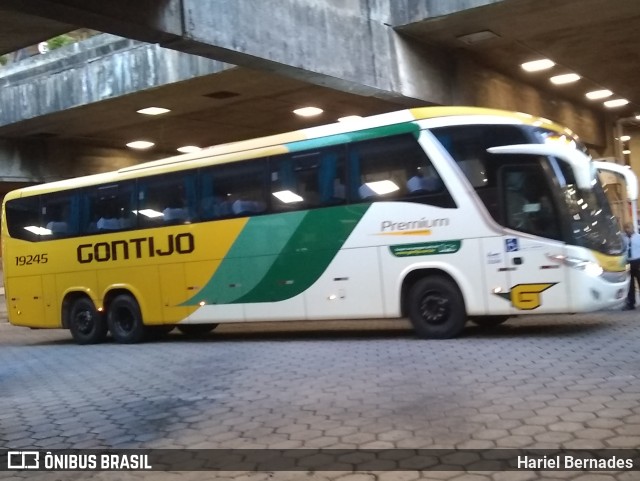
[623,221,640,310]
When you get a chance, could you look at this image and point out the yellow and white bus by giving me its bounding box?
[1,107,628,344]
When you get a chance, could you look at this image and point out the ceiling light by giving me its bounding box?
[636,115,640,120]
[550,73,581,85]
[521,59,555,72]
[623,150,631,155]
[338,115,363,123]
[604,99,629,108]
[273,190,304,203]
[126,140,155,149]
[293,107,323,117]
[177,145,202,153]
[585,89,612,100]
[621,135,631,142]
[135,209,164,218]
[364,180,399,196]
[136,107,170,116]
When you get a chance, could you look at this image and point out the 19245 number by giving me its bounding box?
[15,254,49,266]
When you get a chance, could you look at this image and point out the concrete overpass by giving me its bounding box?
[0,0,638,186]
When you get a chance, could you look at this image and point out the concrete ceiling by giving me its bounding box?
[399,0,640,116]
[0,0,639,156]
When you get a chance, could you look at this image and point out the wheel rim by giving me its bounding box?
[74,309,94,335]
[418,290,450,325]
[114,307,135,334]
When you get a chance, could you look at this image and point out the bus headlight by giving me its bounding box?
[548,254,604,277]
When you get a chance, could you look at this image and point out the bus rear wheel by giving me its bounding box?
[177,323,218,336]
[407,276,466,339]
[69,297,107,345]
[107,294,145,344]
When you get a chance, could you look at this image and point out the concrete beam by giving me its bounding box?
[1,0,453,105]
[0,0,183,44]
[0,33,230,127]
[168,0,451,104]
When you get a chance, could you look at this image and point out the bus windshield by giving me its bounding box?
[558,160,623,255]
[430,124,623,255]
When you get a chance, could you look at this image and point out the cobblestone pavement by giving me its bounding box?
[1,306,639,481]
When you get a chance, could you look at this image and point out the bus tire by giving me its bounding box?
[407,276,466,339]
[471,316,509,327]
[69,297,107,345]
[107,294,145,344]
[177,323,218,336]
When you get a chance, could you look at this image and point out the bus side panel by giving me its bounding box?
[6,275,45,327]
[159,263,189,322]
[56,271,99,306]
[42,274,59,326]
[304,247,384,320]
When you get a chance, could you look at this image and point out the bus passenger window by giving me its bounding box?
[200,160,266,218]
[270,149,345,211]
[87,183,136,233]
[348,133,452,207]
[137,174,195,226]
[5,196,41,242]
[40,193,77,237]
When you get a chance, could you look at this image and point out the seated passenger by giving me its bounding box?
[163,206,189,223]
[407,171,441,193]
[97,216,121,231]
[232,199,265,215]
[46,220,68,235]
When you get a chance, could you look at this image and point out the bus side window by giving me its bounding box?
[269,148,346,212]
[138,173,196,226]
[348,133,452,207]
[200,159,267,219]
[42,194,74,237]
[86,183,136,233]
[5,196,41,242]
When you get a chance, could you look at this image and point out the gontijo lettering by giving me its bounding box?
[77,233,194,264]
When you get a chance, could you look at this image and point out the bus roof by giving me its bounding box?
[5,106,572,199]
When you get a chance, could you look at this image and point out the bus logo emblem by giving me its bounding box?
[495,283,557,310]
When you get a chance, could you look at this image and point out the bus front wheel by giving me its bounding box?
[69,297,107,345]
[407,276,466,339]
[107,294,145,344]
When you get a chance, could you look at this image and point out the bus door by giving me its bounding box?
[481,235,515,315]
[498,162,571,314]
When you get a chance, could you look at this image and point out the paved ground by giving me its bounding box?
[1,300,639,481]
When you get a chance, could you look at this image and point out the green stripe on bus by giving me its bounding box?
[181,204,369,306]
[181,211,307,305]
[287,123,420,152]
[234,204,369,303]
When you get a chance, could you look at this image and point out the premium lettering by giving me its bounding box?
[77,233,194,264]
[380,217,449,232]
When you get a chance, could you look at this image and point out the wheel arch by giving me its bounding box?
[400,267,468,318]
[61,289,96,329]
[103,286,143,322]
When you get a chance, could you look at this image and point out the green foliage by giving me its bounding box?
[0,55,7,66]
[47,34,75,51]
